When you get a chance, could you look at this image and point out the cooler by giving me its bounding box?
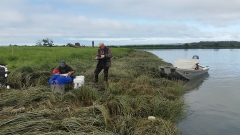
[73,76,84,89]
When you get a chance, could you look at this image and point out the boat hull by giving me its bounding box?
[159,66,209,80]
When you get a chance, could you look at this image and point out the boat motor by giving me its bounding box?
[192,55,199,59]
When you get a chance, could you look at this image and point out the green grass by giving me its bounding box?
[0,46,185,135]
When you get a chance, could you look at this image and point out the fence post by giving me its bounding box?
[92,41,94,48]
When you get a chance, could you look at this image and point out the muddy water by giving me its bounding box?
[145,49,240,135]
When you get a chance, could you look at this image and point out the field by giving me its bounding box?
[0,46,185,135]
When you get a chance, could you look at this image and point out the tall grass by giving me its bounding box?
[0,46,185,135]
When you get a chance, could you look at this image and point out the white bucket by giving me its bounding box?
[73,76,84,89]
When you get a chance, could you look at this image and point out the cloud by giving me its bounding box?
[0,0,240,45]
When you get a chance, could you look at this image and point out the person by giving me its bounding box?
[49,69,72,94]
[56,60,76,80]
[94,42,113,83]
[195,63,199,70]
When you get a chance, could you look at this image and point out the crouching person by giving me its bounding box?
[49,69,72,94]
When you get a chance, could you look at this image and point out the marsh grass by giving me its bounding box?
[0,46,185,134]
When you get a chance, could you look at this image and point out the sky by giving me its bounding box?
[1,0,240,46]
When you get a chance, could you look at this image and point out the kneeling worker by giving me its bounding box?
[49,69,72,94]
[57,60,75,78]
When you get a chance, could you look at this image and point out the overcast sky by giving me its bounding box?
[1,0,240,46]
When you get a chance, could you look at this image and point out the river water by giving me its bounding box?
[145,49,240,135]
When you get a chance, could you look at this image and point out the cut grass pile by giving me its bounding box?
[0,46,185,135]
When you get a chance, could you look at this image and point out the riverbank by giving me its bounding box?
[0,47,185,134]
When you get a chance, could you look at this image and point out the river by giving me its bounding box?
[145,49,240,135]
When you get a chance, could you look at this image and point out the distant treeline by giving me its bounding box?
[115,41,240,49]
[5,41,240,49]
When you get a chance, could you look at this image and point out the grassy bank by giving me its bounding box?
[0,46,185,135]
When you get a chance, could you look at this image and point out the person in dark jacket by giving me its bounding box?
[94,42,113,83]
[57,60,76,80]
[49,69,72,94]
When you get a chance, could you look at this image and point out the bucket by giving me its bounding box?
[73,76,84,89]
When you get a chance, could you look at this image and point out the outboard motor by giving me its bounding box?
[0,65,10,89]
[192,55,199,59]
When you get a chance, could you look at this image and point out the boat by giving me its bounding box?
[159,55,210,80]
[183,73,209,91]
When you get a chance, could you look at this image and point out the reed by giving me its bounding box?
[0,46,185,134]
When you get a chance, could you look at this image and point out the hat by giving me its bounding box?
[52,69,59,74]
[98,42,104,47]
[60,60,66,66]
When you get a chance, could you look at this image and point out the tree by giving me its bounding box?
[35,38,54,46]
[42,38,54,46]
[214,42,219,48]
[35,40,42,46]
